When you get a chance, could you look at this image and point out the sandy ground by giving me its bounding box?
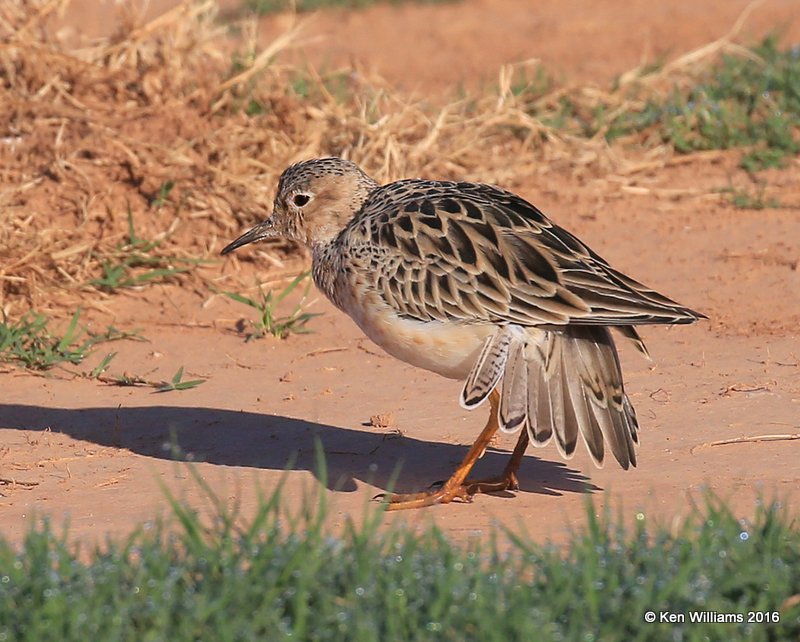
[2,0,799,546]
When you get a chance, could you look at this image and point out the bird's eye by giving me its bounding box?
[293,194,310,207]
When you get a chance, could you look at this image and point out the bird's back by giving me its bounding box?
[334,178,704,329]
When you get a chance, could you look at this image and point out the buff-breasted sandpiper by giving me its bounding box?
[222,158,705,510]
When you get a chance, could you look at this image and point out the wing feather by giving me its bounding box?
[348,180,705,329]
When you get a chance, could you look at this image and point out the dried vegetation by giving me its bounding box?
[0,0,790,314]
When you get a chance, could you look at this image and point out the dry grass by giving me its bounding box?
[0,0,774,314]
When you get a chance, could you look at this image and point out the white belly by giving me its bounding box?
[342,290,493,380]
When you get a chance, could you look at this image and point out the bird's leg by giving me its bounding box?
[463,429,529,495]
[378,389,513,510]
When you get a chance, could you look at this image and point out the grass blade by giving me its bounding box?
[89,352,117,378]
[156,366,206,392]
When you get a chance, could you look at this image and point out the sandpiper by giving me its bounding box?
[222,157,704,510]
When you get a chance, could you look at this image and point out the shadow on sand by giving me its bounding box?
[1,404,597,497]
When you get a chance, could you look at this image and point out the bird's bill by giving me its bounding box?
[220,219,274,255]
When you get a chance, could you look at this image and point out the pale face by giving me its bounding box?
[221,158,378,254]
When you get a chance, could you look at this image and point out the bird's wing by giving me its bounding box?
[344,180,704,327]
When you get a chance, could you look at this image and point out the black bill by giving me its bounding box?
[220,219,273,255]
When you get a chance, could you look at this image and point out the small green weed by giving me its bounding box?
[226,48,265,115]
[85,353,206,391]
[156,366,206,392]
[507,65,554,101]
[232,67,360,116]
[103,371,152,387]
[289,68,354,103]
[244,0,457,16]
[91,206,199,291]
[718,182,783,209]
[221,271,321,340]
[0,309,142,371]
[88,351,117,378]
[150,179,176,209]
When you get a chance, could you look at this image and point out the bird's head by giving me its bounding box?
[221,157,379,255]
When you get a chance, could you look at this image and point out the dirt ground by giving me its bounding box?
[1,0,799,547]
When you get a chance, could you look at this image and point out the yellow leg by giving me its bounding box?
[463,429,528,495]
[376,389,529,511]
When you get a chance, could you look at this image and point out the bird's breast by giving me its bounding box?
[339,287,493,380]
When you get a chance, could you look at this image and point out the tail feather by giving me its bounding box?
[524,332,574,458]
[569,328,637,468]
[615,325,650,359]
[460,327,513,409]
[561,339,605,464]
[526,345,553,445]
[490,325,640,470]
[499,337,528,433]
[556,360,580,458]
[624,395,640,446]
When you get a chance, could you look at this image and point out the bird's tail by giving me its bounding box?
[460,325,639,469]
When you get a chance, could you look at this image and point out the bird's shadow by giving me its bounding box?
[1,404,597,497]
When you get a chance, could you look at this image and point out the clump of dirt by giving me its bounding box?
[1,0,302,313]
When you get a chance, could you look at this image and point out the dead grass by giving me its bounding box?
[0,0,783,315]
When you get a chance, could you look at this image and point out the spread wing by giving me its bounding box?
[344,180,705,327]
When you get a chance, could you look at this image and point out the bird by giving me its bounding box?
[221,157,705,510]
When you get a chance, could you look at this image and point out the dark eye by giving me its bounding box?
[293,194,310,207]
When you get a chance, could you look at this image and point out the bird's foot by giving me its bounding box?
[374,471,519,511]
[374,483,473,511]
[463,470,520,495]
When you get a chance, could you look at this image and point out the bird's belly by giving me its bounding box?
[346,298,492,380]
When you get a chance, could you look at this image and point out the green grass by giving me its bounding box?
[289,68,356,103]
[149,179,176,209]
[220,271,322,340]
[647,36,800,170]
[654,36,799,168]
[0,309,142,370]
[233,68,358,116]
[155,366,206,392]
[0,309,201,389]
[244,0,457,16]
[91,206,201,292]
[508,65,555,102]
[720,182,784,210]
[0,466,798,642]
[84,353,206,391]
[528,36,800,171]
